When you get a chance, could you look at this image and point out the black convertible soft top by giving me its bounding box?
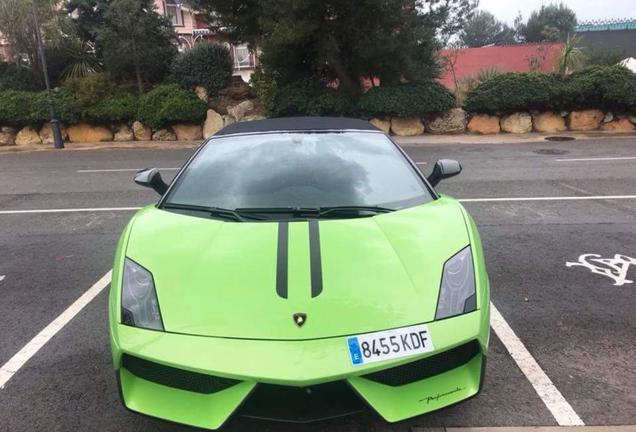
[214,116,381,136]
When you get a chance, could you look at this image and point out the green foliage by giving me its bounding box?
[519,3,577,42]
[358,81,456,118]
[563,65,636,111]
[0,88,79,126]
[137,84,207,128]
[0,62,40,91]
[82,93,138,124]
[458,11,517,47]
[170,42,233,96]
[270,80,353,117]
[250,65,279,116]
[62,73,116,107]
[557,35,586,76]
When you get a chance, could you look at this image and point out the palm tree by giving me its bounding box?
[557,34,586,76]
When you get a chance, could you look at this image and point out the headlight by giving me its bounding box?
[121,258,164,330]
[435,246,476,320]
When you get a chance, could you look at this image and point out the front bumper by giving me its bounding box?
[111,310,489,429]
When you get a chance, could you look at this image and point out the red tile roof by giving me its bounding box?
[438,42,564,88]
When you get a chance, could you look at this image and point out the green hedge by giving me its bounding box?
[170,42,233,96]
[465,66,636,114]
[137,84,207,128]
[358,81,456,118]
[270,80,354,117]
[0,89,79,126]
[82,93,138,124]
[0,63,40,91]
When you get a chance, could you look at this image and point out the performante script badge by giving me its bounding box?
[293,313,307,327]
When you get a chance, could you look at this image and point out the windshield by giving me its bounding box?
[162,132,433,214]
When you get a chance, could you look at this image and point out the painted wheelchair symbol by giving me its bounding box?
[566,254,636,286]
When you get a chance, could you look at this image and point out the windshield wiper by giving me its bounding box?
[163,203,267,222]
[235,205,394,219]
[317,205,394,218]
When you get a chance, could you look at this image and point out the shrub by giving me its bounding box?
[170,42,233,96]
[137,84,207,128]
[0,91,40,126]
[0,63,40,91]
[250,65,279,116]
[464,73,565,114]
[358,81,456,118]
[270,80,354,117]
[564,65,636,111]
[82,93,138,124]
[62,73,117,108]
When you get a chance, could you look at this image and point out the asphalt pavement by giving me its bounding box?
[0,136,635,431]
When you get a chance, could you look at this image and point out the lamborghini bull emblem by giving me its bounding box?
[293,313,307,327]
[566,253,636,286]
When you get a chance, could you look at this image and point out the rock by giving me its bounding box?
[152,128,176,141]
[500,112,532,133]
[132,121,152,141]
[39,122,69,145]
[241,114,266,122]
[220,80,252,100]
[194,86,208,102]
[113,124,134,141]
[600,118,635,131]
[67,123,113,142]
[532,112,567,133]
[425,108,466,134]
[15,126,42,146]
[0,126,17,146]
[603,112,614,123]
[467,114,500,134]
[172,123,203,141]
[227,100,255,122]
[203,109,224,138]
[223,115,235,127]
[369,118,391,134]
[390,117,424,136]
[568,110,604,131]
[629,115,636,125]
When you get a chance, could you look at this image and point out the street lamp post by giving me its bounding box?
[31,0,64,149]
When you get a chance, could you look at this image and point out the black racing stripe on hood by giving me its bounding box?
[309,219,323,298]
[276,222,289,298]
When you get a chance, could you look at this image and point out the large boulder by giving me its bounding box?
[67,123,113,142]
[220,80,252,100]
[173,123,203,141]
[15,126,42,146]
[203,109,224,138]
[467,114,500,134]
[39,122,69,145]
[600,117,635,131]
[425,108,466,134]
[369,118,391,134]
[152,128,176,141]
[113,124,134,141]
[532,112,567,133]
[194,86,208,102]
[568,110,603,131]
[227,100,255,122]
[391,117,424,136]
[132,121,152,141]
[0,126,17,146]
[500,112,532,133]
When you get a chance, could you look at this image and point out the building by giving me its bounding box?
[575,19,636,59]
[153,0,257,82]
[438,42,563,89]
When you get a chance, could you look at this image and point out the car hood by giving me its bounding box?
[125,197,470,339]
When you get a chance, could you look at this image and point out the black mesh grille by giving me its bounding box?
[122,354,240,394]
[361,340,480,386]
[239,381,364,423]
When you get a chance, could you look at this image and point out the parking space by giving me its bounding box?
[0,137,635,431]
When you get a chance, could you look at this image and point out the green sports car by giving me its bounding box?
[109,117,490,429]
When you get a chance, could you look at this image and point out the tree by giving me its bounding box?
[557,34,585,76]
[519,3,577,42]
[458,10,517,47]
[97,0,176,92]
[189,0,476,93]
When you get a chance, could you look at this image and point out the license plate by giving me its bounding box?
[347,324,434,365]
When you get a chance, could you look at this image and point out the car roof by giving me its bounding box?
[214,116,381,136]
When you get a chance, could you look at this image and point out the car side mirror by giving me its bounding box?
[134,168,168,196]
[427,159,462,187]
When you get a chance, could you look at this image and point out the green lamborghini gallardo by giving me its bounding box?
[109,117,490,429]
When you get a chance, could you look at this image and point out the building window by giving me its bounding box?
[166,4,183,26]
[232,44,254,69]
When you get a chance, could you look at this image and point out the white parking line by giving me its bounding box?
[0,271,112,390]
[77,168,180,173]
[460,195,636,203]
[490,302,584,426]
[555,156,636,162]
[0,275,5,282]
[416,162,427,165]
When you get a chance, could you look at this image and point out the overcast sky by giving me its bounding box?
[478,0,634,25]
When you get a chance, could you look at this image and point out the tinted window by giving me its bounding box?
[164,132,433,210]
